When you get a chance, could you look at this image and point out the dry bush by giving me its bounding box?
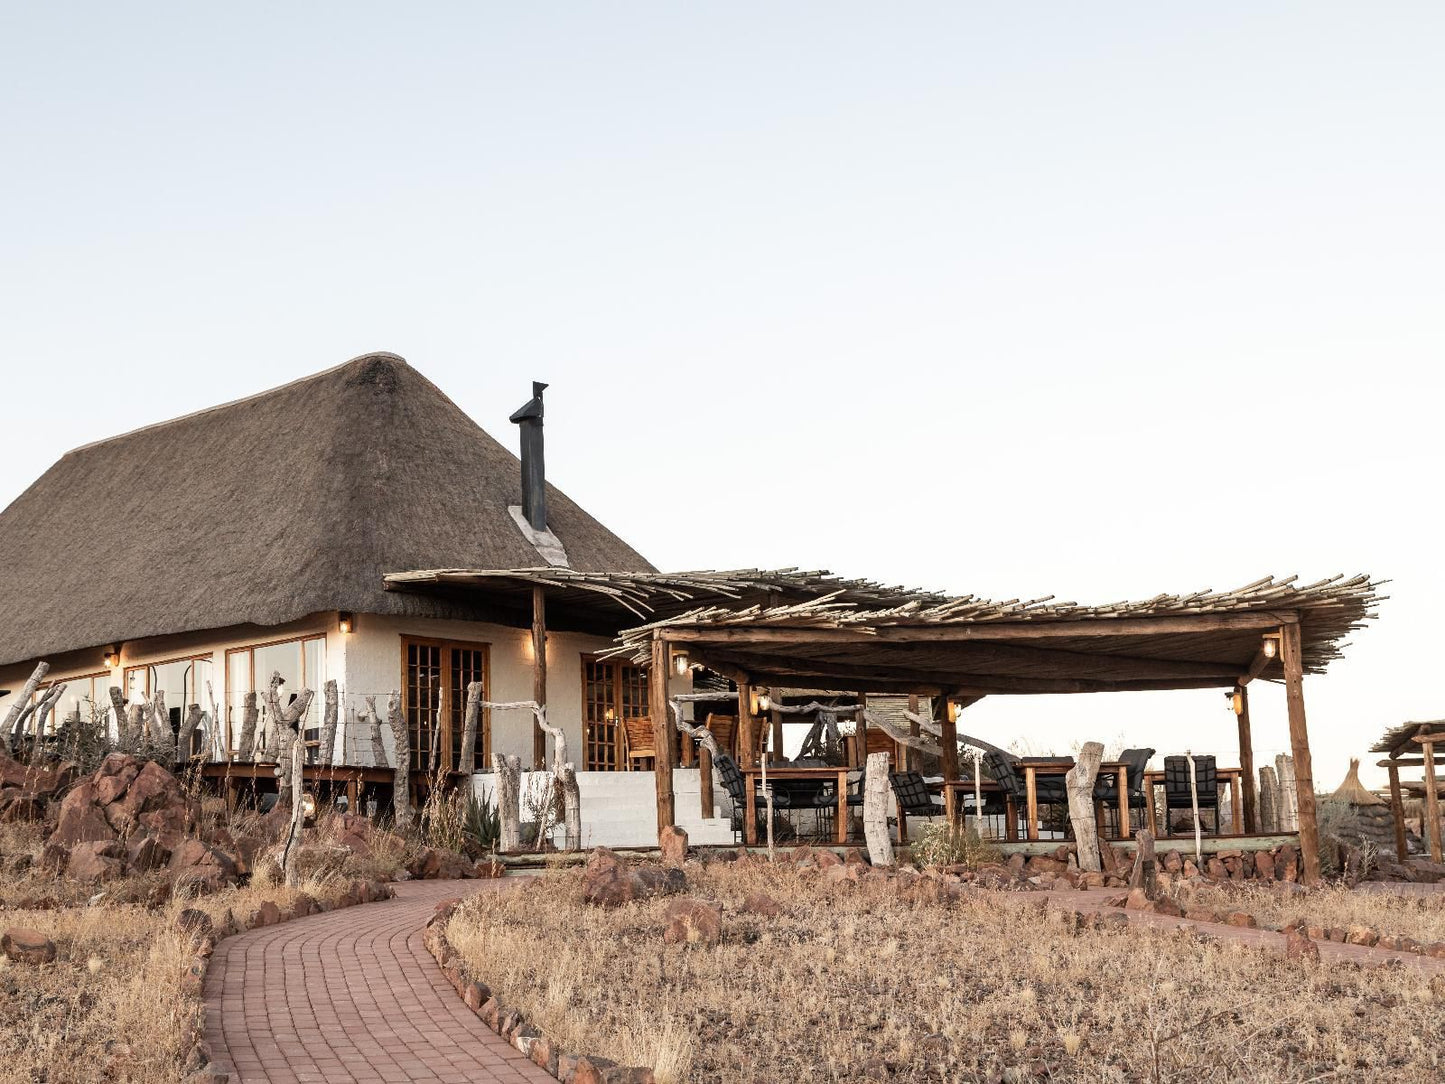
[447,861,1445,1084]
[1174,880,1445,946]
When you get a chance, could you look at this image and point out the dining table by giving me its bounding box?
[1012,758,1135,842]
[742,765,852,846]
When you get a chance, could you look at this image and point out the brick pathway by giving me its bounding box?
[203,880,554,1083]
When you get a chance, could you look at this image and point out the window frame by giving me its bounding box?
[223,633,326,754]
[399,635,491,773]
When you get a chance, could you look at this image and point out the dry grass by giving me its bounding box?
[0,820,402,1084]
[1173,880,1445,946]
[447,861,1445,1084]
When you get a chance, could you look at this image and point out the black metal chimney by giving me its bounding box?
[509,381,548,532]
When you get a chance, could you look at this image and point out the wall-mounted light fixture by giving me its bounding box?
[604,707,616,723]
[756,690,772,713]
[1261,636,1278,660]
[946,699,960,724]
[672,648,690,676]
[1226,690,1243,715]
[103,645,121,668]
[338,611,355,635]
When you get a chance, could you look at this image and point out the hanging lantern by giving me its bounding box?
[946,699,959,724]
[672,648,690,676]
[1262,637,1278,660]
[757,691,771,713]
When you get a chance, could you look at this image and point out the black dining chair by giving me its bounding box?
[889,770,945,822]
[1093,747,1156,836]
[713,752,756,843]
[1163,754,1218,833]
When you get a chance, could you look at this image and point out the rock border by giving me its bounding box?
[178,877,396,1082]
[423,898,657,1084]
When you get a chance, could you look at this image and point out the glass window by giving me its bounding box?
[225,635,325,759]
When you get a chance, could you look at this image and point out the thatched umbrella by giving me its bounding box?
[1327,759,1395,851]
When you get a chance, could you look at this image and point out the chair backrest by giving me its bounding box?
[713,752,746,805]
[1164,754,1216,796]
[889,770,935,815]
[982,750,1024,799]
[1119,747,1155,793]
[703,713,737,757]
[623,715,655,759]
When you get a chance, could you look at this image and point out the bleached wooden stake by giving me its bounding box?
[862,751,894,867]
[320,680,338,767]
[0,662,49,742]
[363,696,388,769]
[459,681,482,773]
[493,753,522,851]
[1065,741,1105,873]
[1186,751,1202,866]
[386,691,411,828]
[237,692,259,762]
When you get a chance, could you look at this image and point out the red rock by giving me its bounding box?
[1150,898,1184,918]
[0,789,46,822]
[1225,911,1257,928]
[662,897,722,945]
[741,891,782,916]
[1205,858,1227,881]
[478,997,500,1028]
[463,981,489,1010]
[1185,908,1224,924]
[844,847,869,866]
[2,927,57,964]
[1254,852,1275,880]
[67,839,125,883]
[257,901,282,926]
[1345,924,1378,947]
[1124,888,1152,910]
[1277,845,1299,883]
[1161,849,1183,873]
[658,825,688,867]
[1078,871,1106,889]
[168,838,239,890]
[52,781,116,845]
[1285,929,1320,962]
[1424,941,1445,959]
[126,832,171,872]
[176,909,215,938]
[1327,926,1348,943]
[571,1056,618,1084]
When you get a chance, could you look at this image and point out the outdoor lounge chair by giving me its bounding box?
[1164,754,1219,833]
[713,752,754,842]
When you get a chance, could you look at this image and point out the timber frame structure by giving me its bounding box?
[388,569,1383,884]
[1372,719,1444,863]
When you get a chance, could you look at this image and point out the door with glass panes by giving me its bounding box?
[402,638,489,772]
[581,655,649,770]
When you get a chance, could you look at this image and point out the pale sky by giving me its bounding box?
[3,5,1441,789]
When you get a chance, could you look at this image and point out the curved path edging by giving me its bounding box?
[203,879,553,1083]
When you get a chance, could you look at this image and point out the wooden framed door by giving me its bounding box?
[582,656,651,771]
[402,638,490,773]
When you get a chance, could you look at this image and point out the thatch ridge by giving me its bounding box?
[0,353,654,665]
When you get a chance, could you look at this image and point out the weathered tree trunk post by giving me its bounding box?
[125,702,146,755]
[493,753,522,852]
[1258,765,1279,833]
[1065,741,1105,872]
[936,696,960,784]
[1275,753,1299,831]
[905,693,921,772]
[107,687,126,749]
[386,691,411,828]
[320,680,338,767]
[532,703,582,851]
[0,662,49,743]
[1235,684,1257,834]
[1420,732,1442,863]
[1280,621,1322,885]
[176,704,202,761]
[282,727,306,888]
[650,636,675,836]
[363,696,388,769]
[459,681,482,774]
[862,751,894,867]
[238,692,259,762]
[29,682,67,744]
[266,676,315,810]
[148,690,172,763]
[531,585,548,770]
[1129,828,1159,899]
[737,682,756,770]
[1187,751,1203,865]
[1386,764,1408,862]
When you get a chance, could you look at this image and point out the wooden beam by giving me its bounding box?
[1236,684,1257,834]
[1386,764,1407,862]
[531,585,548,770]
[1422,737,1442,864]
[1280,622,1321,885]
[650,637,674,835]
[1237,637,1280,686]
[1409,731,1445,746]
[906,693,920,772]
[1376,757,1425,768]
[769,707,783,764]
[660,610,1298,646]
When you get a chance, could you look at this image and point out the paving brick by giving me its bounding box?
[202,880,552,1083]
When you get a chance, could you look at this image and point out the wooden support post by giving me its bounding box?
[769,709,783,764]
[1066,743,1105,871]
[1235,684,1257,833]
[737,683,756,770]
[1129,828,1159,900]
[862,751,894,867]
[855,692,868,768]
[698,713,716,819]
[1386,764,1408,862]
[1116,765,1129,841]
[531,585,547,770]
[1280,622,1321,885]
[650,637,675,835]
[906,693,920,772]
[1025,766,1039,842]
[936,696,960,783]
[1422,735,1443,863]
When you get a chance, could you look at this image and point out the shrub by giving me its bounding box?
[909,822,1001,869]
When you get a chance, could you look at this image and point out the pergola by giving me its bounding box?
[386,568,1381,885]
[1371,719,1443,862]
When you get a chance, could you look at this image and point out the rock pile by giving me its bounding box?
[0,753,75,822]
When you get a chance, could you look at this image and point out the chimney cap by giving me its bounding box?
[509,382,548,423]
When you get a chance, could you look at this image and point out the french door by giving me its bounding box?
[581,656,649,771]
[403,638,489,772]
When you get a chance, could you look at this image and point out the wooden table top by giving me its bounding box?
[741,766,851,780]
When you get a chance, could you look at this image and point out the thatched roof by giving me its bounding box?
[1371,720,1445,757]
[0,353,654,665]
[1329,759,1385,806]
[600,573,1382,696]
